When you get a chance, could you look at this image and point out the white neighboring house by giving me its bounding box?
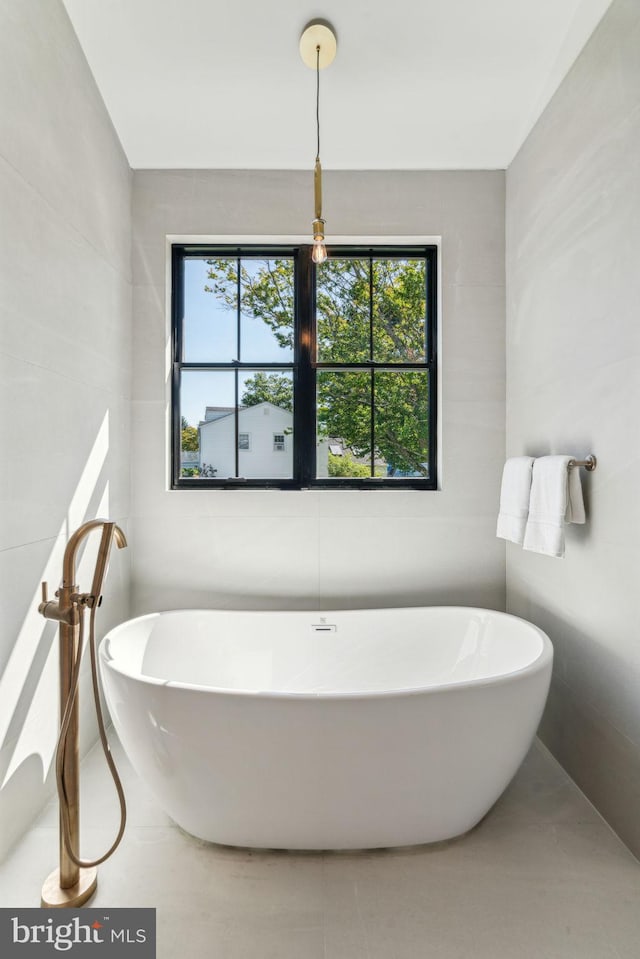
[200,402,291,478]
[199,402,329,478]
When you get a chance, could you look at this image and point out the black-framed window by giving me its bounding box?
[172,244,437,489]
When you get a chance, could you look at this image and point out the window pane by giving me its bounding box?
[237,370,294,479]
[183,257,238,362]
[180,370,235,478]
[240,258,294,362]
[316,258,370,363]
[373,259,426,363]
[181,370,294,480]
[317,370,372,478]
[238,370,293,414]
[374,371,429,478]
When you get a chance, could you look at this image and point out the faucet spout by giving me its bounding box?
[113,525,127,549]
[62,518,127,591]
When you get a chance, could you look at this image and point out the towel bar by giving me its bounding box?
[568,455,596,471]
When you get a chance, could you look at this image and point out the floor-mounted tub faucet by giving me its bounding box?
[39,519,127,908]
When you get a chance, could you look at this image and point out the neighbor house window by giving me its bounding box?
[172,245,437,489]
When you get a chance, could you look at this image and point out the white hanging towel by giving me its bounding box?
[523,455,586,558]
[496,456,535,544]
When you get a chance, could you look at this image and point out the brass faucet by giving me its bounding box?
[40,519,127,909]
[40,519,127,623]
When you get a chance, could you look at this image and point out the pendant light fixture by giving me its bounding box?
[299,21,337,265]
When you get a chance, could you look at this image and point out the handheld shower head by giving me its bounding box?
[89,522,127,607]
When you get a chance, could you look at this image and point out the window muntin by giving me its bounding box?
[172,245,437,489]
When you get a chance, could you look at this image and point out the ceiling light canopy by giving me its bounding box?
[300,20,337,265]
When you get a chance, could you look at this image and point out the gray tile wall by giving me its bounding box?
[0,0,132,857]
[130,169,506,617]
[506,0,640,855]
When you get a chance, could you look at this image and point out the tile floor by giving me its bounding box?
[1,737,639,958]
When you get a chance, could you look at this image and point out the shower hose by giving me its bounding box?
[56,598,127,868]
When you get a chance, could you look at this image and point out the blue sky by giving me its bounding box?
[181,258,293,425]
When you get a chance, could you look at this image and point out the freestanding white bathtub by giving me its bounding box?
[99,607,552,849]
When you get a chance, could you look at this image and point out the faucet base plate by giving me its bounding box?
[41,866,97,908]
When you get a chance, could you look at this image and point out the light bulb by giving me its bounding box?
[312,238,327,264]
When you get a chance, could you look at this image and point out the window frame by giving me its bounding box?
[171,243,438,490]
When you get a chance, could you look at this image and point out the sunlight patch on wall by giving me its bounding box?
[0,412,110,790]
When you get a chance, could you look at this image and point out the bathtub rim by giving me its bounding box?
[98,606,553,701]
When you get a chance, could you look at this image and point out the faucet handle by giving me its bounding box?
[41,582,48,604]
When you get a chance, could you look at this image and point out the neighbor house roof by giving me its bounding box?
[201,405,244,425]
[200,401,292,429]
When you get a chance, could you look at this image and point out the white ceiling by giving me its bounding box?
[62,0,613,170]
